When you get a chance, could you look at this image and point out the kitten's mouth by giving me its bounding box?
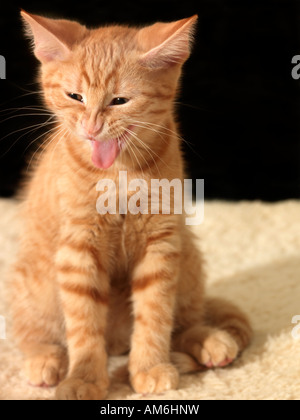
[89,126,133,170]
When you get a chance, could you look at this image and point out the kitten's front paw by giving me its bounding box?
[131,363,179,394]
[55,378,108,400]
[25,345,68,387]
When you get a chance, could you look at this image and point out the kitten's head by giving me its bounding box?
[21,11,197,170]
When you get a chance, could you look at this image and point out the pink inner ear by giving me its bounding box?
[141,38,190,68]
[34,36,71,63]
[35,39,70,62]
[138,16,197,69]
[21,11,84,63]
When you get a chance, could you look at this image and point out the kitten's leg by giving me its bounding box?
[11,259,68,387]
[54,224,110,400]
[129,228,180,394]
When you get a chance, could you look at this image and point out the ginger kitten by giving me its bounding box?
[9,10,252,400]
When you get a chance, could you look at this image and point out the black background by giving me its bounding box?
[0,0,300,200]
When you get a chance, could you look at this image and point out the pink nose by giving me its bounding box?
[81,117,103,138]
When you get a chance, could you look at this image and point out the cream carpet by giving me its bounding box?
[0,199,300,400]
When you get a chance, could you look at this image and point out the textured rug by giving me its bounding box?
[0,199,300,400]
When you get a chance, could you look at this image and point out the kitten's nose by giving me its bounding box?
[81,116,103,138]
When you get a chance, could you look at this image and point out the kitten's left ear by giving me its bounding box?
[20,10,87,63]
[138,15,198,69]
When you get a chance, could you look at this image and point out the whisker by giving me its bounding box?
[0,112,55,124]
[0,115,55,143]
[49,127,68,168]
[131,119,202,159]
[27,125,65,171]
[0,106,50,115]
[131,119,183,141]
[24,123,62,156]
[119,127,145,177]
[125,127,164,175]
[116,129,135,169]
[174,101,209,112]
[127,136,152,176]
[0,117,57,158]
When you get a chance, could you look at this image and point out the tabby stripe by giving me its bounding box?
[57,104,78,110]
[157,132,171,157]
[142,91,173,101]
[58,264,91,275]
[162,252,180,262]
[43,83,61,89]
[225,325,252,348]
[35,253,51,263]
[72,336,102,349]
[223,319,252,336]
[217,313,252,330]
[136,313,173,328]
[132,270,171,292]
[144,337,165,353]
[140,155,159,171]
[15,265,27,276]
[66,140,93,171]
[64,306,106,322]
[69,218,96,227]
[103,69,116,87]
[147,296,176,314]
[61,242,104,273]
[82,69,91,85]
[148,108,168,115]
[60,282,109,304]
[147,230,175,246]
[67,326,104,340]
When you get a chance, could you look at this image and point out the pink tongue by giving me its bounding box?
[91,139,120,169]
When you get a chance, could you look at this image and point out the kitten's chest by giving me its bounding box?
[106,213,148,283]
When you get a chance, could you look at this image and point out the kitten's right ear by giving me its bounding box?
[138,15,198,69]
[20,10,87,63]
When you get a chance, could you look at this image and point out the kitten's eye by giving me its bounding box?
[109,97,129,106]
[67,93,84,103]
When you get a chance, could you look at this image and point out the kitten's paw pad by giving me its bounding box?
[194,330,239,368]
[131,363,179,394]
[25,350,67,387]
[55,378,108,400]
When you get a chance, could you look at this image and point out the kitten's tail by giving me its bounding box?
[170,352,206,374]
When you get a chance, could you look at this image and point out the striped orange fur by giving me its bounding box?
[9,11,252,400]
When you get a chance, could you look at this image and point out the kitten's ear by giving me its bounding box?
[20,10,87,63]
[138,15,198,69]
